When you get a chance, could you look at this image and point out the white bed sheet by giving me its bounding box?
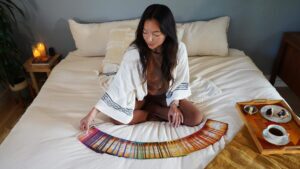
[0,49,283,169]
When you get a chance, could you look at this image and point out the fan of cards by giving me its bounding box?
[78,119,228,159]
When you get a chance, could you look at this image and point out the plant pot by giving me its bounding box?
[9,78,28,92]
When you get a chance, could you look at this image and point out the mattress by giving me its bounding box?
[0,49,283,169]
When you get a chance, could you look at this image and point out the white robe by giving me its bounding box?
[95,42,191,124]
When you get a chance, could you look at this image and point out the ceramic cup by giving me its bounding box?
[266,124,289,142]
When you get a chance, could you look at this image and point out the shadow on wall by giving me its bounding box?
[51,18,76,56]
[12,0,37,62]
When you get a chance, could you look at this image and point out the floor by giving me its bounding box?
[0,90,26,144]
[0,87,299,144]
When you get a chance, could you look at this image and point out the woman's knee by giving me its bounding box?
[129,110,148,124]
[184,111,204,127]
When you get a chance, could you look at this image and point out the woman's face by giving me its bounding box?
[143,19,166,50]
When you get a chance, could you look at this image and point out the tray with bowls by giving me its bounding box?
[236,99,300,155]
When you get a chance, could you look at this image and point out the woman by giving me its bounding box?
[80,4,203,131]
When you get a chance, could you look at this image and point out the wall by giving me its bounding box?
[14,0,300,74]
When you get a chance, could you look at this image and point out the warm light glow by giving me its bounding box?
[32,48,41,58]
[32,42,49,63]
[37,42,45,51]
[37,42,46,57]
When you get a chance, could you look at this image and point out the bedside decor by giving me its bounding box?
[31,42,50,64]
[48,47,56,56]
[24,54,61,94]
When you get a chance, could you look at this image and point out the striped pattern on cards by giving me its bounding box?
[78,119,228,159]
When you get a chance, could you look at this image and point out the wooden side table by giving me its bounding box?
[8,79,29,107]
[270,32,300,98]
[23,54,61,94]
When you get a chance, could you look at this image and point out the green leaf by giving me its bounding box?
[0,0,25,86]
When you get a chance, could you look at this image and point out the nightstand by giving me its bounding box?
[23,54,61,94]
[270,32,300,98]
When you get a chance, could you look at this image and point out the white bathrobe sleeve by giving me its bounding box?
[166,42,191,106]
[95,48,143,124]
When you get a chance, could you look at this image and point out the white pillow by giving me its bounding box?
[182,16,230,56]
[68,19,139,56]
[176,25,184,42]
[103,28,136,65]
[102,27,185,73]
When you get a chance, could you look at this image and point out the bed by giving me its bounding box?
[1,17,299,169]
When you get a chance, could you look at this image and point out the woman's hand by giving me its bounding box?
[80,107,98,131]
[168,102,184,127]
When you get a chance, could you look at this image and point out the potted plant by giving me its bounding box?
[0,0,27,91]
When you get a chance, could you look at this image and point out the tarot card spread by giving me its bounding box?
[78,119,228,159]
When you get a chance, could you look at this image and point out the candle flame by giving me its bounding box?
[37,42,45,51]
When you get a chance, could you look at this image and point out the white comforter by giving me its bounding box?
[0,49,282,169]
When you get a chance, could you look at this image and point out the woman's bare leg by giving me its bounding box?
[110,99,149,125]
[179,99,203,126]
[110,98,203,126]
[144,99,203,126]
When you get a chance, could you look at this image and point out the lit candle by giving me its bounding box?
[37,42,46,57]
[32,48,41,58]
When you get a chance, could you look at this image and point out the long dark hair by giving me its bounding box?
[132,4,178,84]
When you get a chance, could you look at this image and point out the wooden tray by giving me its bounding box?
[236,99,300,155]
